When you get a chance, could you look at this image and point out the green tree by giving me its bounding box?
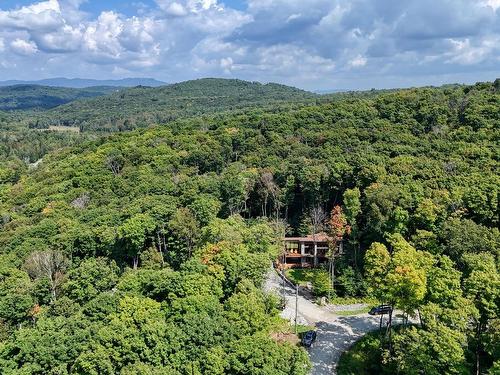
[94,296,180,372]
[364,242,390,300]
[385,235,429,314]
[72,345,114,375]
[224,280,271,337]
[0,314,93,374]
[343,188,362,226]
[343,187,362,267]
[312,269,334,297]
[119,214,156,269]
[62,257,119,303]
[391,320,468,375]
[414,198,442,231]
[0,265,35,327]
[168,207,200,266]
[439,218,499,265]
[462,253,500,375]
[227,334,311,375]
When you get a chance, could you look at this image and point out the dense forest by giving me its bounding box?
[0,79,498,374]
[0,79,318,165]
[27,79,317,132]
[0,85,118,111]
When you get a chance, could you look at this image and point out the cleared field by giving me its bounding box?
[47,125,80,132]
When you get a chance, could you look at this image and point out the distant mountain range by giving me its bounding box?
[0,77,167,88]
[0,85,119,111]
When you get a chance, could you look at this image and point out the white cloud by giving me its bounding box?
[349,55,367,68]
[156,0,220,15]
[189,0,219,12]
[77,11,164,69]
[0,0,498,89]
[482,0,500,11]
[0,0,63,31]
[286,13,301,22]
[10,38,38,55]
[82,11,123,61]
[254,44,336,78]
[34,24,82,52]
[162,2,189,16]
[446,36,500,65]
[220,56,234,73]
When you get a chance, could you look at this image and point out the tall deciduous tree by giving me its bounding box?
[23,250,68,301]
[119,214,156,269]
[364,235,431,346]
[257,171,279,218]
[62,257,119,304]
[391,318,468,375]
[0,265,35,327]
[168,207,200,263]
[343,187,362,268]
[462,253,500,375]
[326,206,350,292]
[385,234,429,315]
[364,242,390,300]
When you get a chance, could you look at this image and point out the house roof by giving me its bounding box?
[284,233,332,242]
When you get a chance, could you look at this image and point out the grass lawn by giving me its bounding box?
[294,324,315,335]
[329,296,378,305]
[334,307,371,316]
[285,268,321,286]
[272,318,315,336]
[270,320,315,346]
[329,296,379,316]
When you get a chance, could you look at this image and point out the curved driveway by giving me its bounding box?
[264,269,383,375]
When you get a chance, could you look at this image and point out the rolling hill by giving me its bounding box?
[0,85,119,111]
[0,77,167,88]
[28,78,318,131]
[0,80,498,375]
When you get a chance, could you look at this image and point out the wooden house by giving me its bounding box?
[280,233,334,269]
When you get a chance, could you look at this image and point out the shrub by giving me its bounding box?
[312,270,333,297]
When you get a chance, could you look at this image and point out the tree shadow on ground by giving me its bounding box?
[309,316,381,375]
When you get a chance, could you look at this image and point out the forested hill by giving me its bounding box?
[28,78,317,131]
[0,77,166,88]
[0,85,118,111]
[0,80,498,374]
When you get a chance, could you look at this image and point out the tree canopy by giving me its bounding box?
[0,78,498,374]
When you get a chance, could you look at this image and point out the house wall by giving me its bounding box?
[281,240,330,269]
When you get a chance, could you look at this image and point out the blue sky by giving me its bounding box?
[0,0,247,15]
[0,0,499,90]
[81,1,247,15]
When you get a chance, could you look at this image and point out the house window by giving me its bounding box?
[285,242,299,254]
[286,257,301,264]
[304,243,314,255]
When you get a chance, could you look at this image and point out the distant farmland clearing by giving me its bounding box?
[45,125,80,132]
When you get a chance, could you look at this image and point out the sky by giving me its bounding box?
[0,0,499,90]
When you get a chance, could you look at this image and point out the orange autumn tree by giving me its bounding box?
[327,206,351,294]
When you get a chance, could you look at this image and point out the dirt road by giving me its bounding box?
[264,268,383,375]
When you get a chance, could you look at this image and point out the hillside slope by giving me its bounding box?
[0,77,167,88]
[0,81,498,374]
[0,85,118,111]
[29,78,317,131]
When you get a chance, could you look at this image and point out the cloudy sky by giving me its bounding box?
[0,0,499,90]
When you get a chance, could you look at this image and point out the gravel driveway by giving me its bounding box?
[264,268,383,375]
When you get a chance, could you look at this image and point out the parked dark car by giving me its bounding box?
[368,304,393,316]
[301,330,317,347]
